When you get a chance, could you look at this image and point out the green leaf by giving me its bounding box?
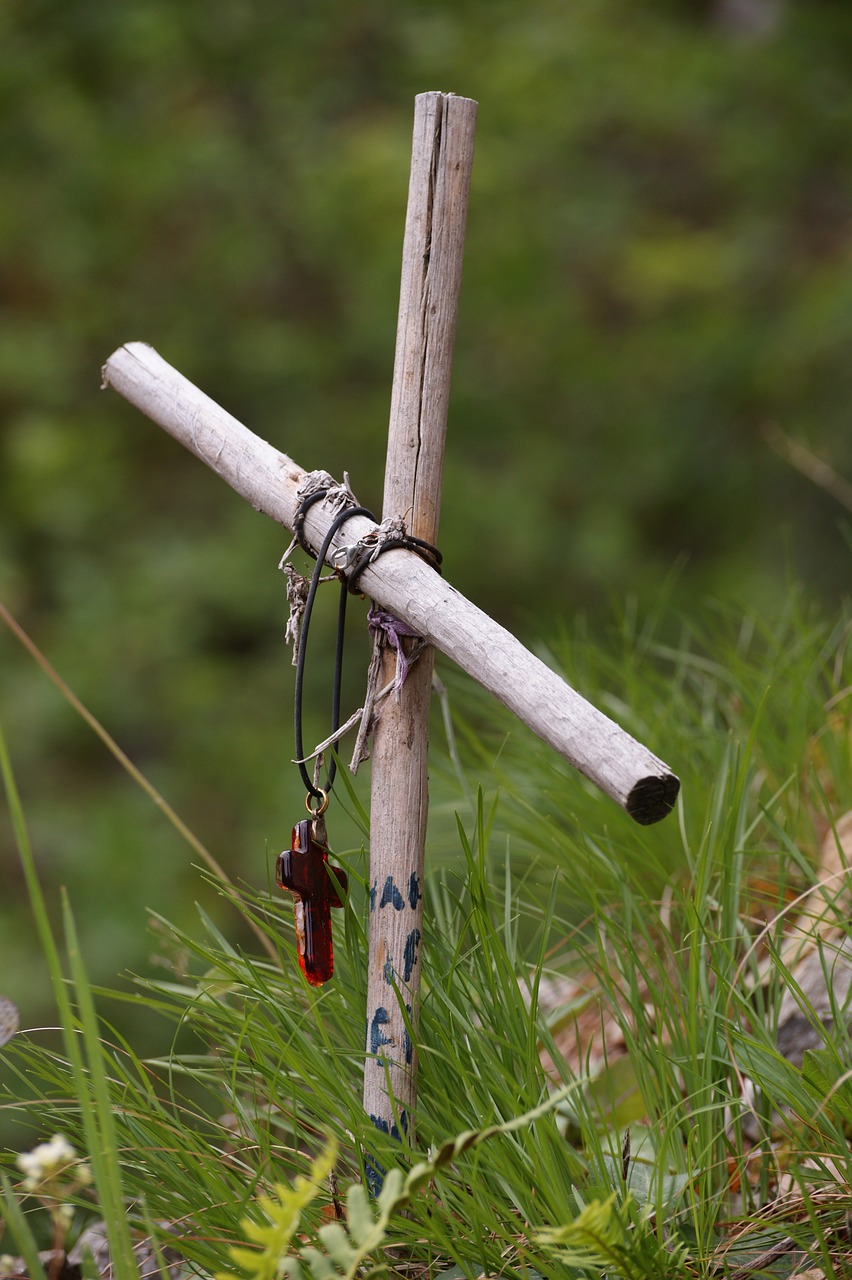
[1,1174,48,1280]
[298,1249,338,1280]
[344,1184,378,1248]
[219,1138,338,1280]
[315,1223,356,1270]
[586,1054,647,1127]
[801,1048,852,1127]
[537,1191,690,1278]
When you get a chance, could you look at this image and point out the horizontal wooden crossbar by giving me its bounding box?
[102,341,680,823]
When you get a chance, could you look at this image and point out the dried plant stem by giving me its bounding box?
[0,601,278,962]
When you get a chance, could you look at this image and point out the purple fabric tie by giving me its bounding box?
[367,606,421,698]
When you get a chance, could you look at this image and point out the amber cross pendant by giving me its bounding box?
[276,817,348,986]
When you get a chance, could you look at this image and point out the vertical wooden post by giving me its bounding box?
[363,92,477,1145]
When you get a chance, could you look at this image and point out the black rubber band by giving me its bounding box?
[343,532,443,594]
[378,534,441,571]
[292,488,330,556]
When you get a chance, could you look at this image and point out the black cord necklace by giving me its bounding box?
[277,484,441,987]
[292,498,374,812]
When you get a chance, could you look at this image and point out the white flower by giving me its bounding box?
[16,1134,78,1190]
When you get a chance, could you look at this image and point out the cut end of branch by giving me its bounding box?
[100,341,155,390]
[626,772,680,825]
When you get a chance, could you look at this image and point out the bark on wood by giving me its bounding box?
[102,340,680,824]
[363,92,477,1143]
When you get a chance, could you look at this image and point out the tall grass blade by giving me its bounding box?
[1,1173,48,1280]
[0,717,139,1280]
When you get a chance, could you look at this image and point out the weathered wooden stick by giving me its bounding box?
[102,340,679,823]
[362,92,477,1143]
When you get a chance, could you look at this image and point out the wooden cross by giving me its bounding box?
[102,92,679,1147]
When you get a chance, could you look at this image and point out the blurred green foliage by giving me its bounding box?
[1,0,851,1040]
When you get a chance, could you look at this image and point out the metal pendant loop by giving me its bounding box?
[305,788,329,817]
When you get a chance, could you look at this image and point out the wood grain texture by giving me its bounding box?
[102,342,306,524]
[363,92,477,1141]
[384,92,476,535]
[102,340,679,821]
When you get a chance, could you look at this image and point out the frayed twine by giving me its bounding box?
[281,564,309,666]
[279,470,359,565]
[349,607,425,770]
[279,471,358,661]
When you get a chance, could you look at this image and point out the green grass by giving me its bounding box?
[0,720,138,1280]
[1,593,851,1278]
